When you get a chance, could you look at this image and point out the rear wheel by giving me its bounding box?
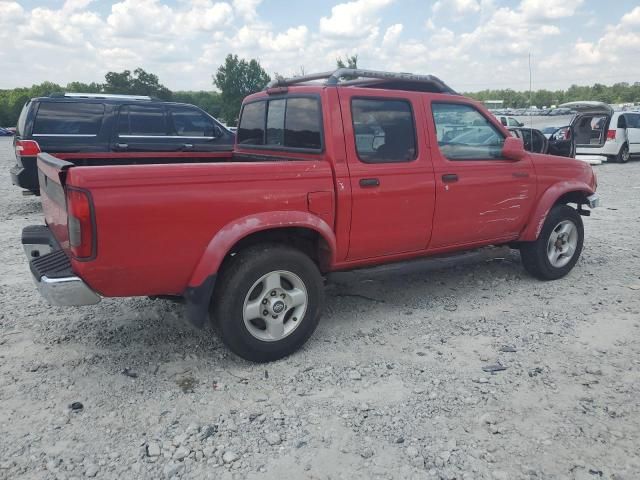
[520,204,584,280]
[616,143,630,163]
[212,244,324,362]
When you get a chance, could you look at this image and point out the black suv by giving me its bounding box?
[11,93,235,193]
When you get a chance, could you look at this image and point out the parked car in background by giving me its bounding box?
[10,93,235,194]
[560,101,640,163]
[22,68,599,362]
[508,126,575,158]
[0,127,15,136]
[495,115,524,127]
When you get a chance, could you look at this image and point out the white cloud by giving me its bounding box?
[382,23,403,45]
[432,0,481,15]
[0,0,638,94]
[319,0,393,39]
[621,6,640,27]
[232,0,261,20]
[520,0,583,20]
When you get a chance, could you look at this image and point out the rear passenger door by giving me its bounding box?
[167,106,234,151]
[338,90,436,260]
[113,104,181,152]
[625,114,640,154]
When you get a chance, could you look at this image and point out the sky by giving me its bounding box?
[0,0,639,92]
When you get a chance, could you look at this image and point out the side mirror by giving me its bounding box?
[502,136,526,160]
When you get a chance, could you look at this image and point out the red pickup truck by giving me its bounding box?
[22,69,599,362]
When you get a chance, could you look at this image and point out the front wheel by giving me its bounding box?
[520,204,584,280]
[212,244,324,362]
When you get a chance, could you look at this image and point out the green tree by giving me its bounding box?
[336,54,358,69]
[213,54,270,126]
[103,68,172,99]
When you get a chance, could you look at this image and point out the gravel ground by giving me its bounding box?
[1,136,639,480]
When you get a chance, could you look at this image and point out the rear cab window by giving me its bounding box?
[431,103,505,160]
[33,102,104,136]
[237,96,322,151]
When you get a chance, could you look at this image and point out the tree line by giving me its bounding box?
[464,82,640,109]
[2,54,639,127]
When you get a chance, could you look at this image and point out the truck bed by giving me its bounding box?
[37,152,335,298]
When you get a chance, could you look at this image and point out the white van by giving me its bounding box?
[560,102,640,163]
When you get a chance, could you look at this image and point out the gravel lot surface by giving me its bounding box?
[1,136,639,480]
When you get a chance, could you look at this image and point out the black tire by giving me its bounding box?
[212,244,324,362]
[616,143,630,163]
[520,204,584,280]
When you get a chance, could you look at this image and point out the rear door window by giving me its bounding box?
[33,102,104,136]
[118,105,167,136]
[238,97,322,150]
[169,106,215,137]
[351,98,416,163]
[432,103,505,160]
[625,114,640,128]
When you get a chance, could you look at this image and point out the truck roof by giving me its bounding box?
[266,68,459,95]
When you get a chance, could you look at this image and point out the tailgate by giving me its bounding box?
[37,153,74,250]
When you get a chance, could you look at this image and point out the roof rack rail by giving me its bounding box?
[49,93,153,101]
[266,68,458,94]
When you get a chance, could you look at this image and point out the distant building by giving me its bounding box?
[484,100,504,109]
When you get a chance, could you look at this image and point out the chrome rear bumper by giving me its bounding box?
[35,275,100,306]
[22,225,100,306]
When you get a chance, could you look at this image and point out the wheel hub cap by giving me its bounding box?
[242,270,308,342]
[547,220,578,268]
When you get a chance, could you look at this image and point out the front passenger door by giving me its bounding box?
[427,101,535,249]
[167,106,235,152]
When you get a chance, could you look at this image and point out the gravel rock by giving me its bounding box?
[265,432,281,446]
[222,451,239,464]
[84,465,98,477]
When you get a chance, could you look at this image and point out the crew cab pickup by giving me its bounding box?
[22,69,599,362]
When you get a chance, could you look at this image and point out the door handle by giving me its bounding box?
[182,143,194,149]
[512,172,529,178]
[359,178,380,188]
[442,174,458,183]
[115,143,128,150]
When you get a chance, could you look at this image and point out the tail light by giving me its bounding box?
[564,128,571,140]
[66,188,96,259]
[606,129,616,140]
[15,139,41,159]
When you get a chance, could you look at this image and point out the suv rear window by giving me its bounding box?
[17,101,30,136]
[33,102,104,136]
[238,97,322,151]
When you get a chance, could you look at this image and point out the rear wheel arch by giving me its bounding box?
[218,226,332,277]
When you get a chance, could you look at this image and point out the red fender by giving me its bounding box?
[188,211,337,287]
[519,181,594,241]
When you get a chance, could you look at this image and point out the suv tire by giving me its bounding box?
[212,244,324,362]
[520,204,584,280]
[616,143,630,163]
